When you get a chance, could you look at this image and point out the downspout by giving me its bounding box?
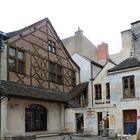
[0,31,8,137]
[0,31,8,86]
[90,62,94,107]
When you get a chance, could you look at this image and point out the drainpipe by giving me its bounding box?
[0,31,8,138]
[90,62,94,107]
[0,31,8,87]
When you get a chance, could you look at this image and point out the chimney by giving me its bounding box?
[75,27,83,35]
[97,42,109,61]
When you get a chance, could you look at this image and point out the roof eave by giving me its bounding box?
[108,66,140,75]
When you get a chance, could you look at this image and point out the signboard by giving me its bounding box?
[86,108,95,118]
[110,114,116,124]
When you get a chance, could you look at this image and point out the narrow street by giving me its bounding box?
[71,136,114,140]
[35,135,115,140]
[35,134,136,140]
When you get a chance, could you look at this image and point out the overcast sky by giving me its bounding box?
[0,0,140,54]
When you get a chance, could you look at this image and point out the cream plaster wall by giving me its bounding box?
[65,108,85,133]
[7,98,64,136]
[93,61,115,104]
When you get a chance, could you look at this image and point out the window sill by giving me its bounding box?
[120,97,139,102]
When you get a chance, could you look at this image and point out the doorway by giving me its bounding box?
[98,112,103,135]
[75,113,84,134]
[123,110,137,135]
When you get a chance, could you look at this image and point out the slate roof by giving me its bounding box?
[0,81,88,105]
[1,80,68,102]
[67,82,88,108]
[67,82,88,100]
[108,57,140,72]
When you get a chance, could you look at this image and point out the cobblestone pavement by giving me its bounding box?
[72,135,114,140]
[36,135,114,140]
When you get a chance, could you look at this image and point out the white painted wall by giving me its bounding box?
[108,68,140,133]
[72,53,91,82]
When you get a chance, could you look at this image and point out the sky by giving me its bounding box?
[0,0,140,54]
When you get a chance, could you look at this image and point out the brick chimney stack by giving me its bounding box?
[97,42,109,60]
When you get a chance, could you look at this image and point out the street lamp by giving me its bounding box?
[0,31,8,87]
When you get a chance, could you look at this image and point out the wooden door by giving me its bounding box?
[123,110,137,135]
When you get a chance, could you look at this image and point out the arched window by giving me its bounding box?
[25,104,47,132]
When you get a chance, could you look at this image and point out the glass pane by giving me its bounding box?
[71,71,76,78]
[48,45,52,52]
[123,78,128,84]
[18,61,25,73]
[57,65,62,74]
[52,47,56,53]
[18,50,24,60]
[49,73,55,81]
[52,42,55,46]
[8,58,16,71]
[71,71,76,86]
[25,111,34,131]
[124,84,128,88]
[49,62,55,73]
[25,104,46,132]
[9,47,16,57]
[130,83,134,89]
[57,75,63,84]
[130,77,134,84]
[124,88,129,98]
[130,89,135,97]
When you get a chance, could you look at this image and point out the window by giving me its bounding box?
[95,84,102,100]
[48,40,56,53]
[49,62,56,82]
[8,46,25,74]
[123,75,135,98]
[106,82,110,99]
[25,104,47,132]
[71,71,76,86]
[49,61,63,84]
[57,65,63,84]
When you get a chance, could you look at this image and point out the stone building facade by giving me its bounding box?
[62,20,140,137]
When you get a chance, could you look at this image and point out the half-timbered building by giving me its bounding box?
[0,18,88,139]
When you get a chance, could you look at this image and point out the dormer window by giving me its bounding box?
[48,40,56,53]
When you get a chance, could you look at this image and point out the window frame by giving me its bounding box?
[122,75,135,99]
[106,82,110,100]
[71,70,76,86]
[48,40,56,54]
[8,46,25,74]
[49,61,63,84]
[25,104,47,132]
[94,84,102,100]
